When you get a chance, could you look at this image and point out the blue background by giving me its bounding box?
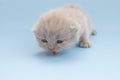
[0,0,120,80]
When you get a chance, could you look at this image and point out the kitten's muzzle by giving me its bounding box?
[50,49,59,55]
[48,47,59,55]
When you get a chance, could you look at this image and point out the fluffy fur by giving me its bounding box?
[33,4,96,54]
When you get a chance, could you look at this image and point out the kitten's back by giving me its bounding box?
[34,4,93,34]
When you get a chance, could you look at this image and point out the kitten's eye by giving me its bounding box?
[41,39,48,43]
[56,40,63,44]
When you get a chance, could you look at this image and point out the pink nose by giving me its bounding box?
[50,50,59,55]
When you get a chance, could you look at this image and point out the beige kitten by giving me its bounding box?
[33,4,96,55]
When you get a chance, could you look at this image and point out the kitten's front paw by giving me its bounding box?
[91,29,97,35]
[80,41,91,48]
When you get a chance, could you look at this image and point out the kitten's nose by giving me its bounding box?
[51,51,59,55]
[48,48,59,55]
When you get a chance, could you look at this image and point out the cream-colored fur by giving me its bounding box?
[33,4,96,54]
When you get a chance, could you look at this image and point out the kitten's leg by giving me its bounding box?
[91,28,96,35]
[80,31,91,48]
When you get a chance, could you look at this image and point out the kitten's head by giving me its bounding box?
[33,14,80,55]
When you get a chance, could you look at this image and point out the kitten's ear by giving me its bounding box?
[70,26,78,33]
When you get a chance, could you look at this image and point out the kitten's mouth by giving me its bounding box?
[50,50,59,55]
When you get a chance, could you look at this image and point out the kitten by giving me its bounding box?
[32,4,96,55]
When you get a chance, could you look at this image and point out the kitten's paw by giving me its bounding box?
[80,41,91,48]
[91,29,97,35]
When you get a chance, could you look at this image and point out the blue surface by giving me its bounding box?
[0,0,120,80]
